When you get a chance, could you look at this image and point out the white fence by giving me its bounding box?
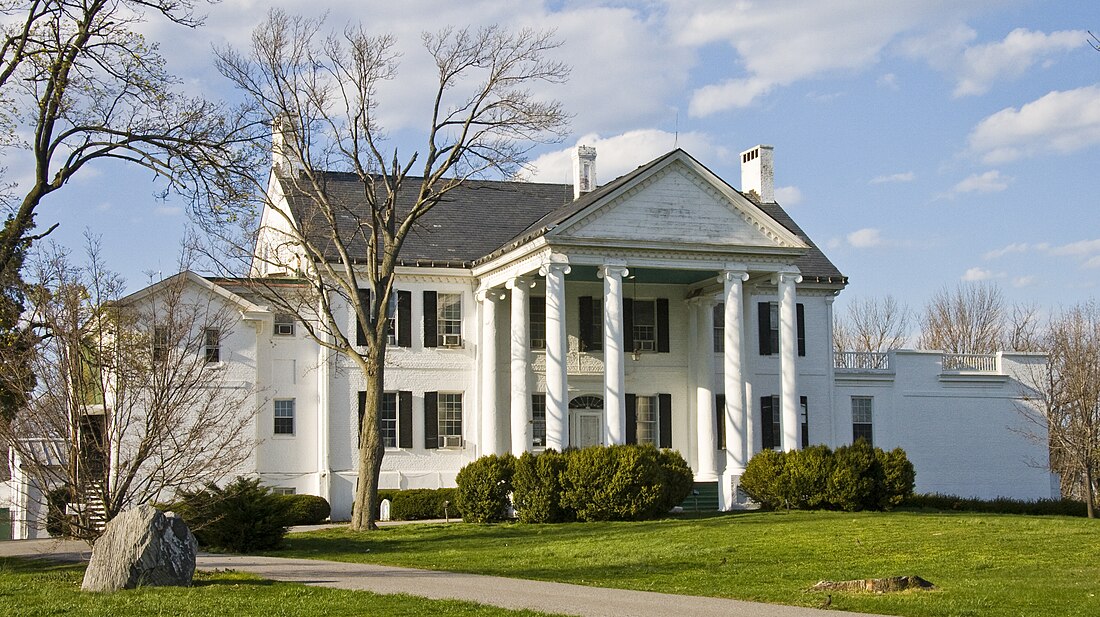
[833,351,891,371]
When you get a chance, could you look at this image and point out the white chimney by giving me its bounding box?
[740,145,774,203]
[272,115,299,176]
[573,145,597,199]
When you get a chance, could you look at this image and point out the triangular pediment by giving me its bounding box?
[550,154,806,251]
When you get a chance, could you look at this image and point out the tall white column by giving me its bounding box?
[721,269,749,473]
[598,264,629,445]
[775,268,803,452]
[694,298,718,481]
[539,261,571,450]
[506,277,534,456]
[478,289,503,456]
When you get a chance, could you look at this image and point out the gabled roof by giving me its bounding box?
[118,271,267,313]
[277,149,845,281]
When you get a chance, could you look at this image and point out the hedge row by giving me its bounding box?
[377,488,460,520]
[902,493,1088,517]
[455,445,694,523]
[739,441,915,512]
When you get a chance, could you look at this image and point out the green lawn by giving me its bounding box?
[279,511,1100,617]
[0,557,564,617]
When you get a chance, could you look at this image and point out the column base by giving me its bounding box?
[718,472,757,511]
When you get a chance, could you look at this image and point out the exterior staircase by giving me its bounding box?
[678,481,720,512]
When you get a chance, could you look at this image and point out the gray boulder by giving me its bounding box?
[81,505,198,592]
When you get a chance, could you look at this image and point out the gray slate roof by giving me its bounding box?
[279,150,845,282]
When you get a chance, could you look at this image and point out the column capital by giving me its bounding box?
[505,276,537,290]
[475,288,506,302]
[771,267,802,286]
[597,264,630,280]
[718,270,750,284]
[538,262,571,277]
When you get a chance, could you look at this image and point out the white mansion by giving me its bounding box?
[4,145,1055,533]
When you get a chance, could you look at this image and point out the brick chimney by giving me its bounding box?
[740,145,774,203]
[573,145,597,199]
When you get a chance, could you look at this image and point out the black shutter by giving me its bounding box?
[578,296,593,351]
[423,291,438,348]
[623,297,634,353]
[356,288,371,346]
[797,303,806,357]
[625,393,637,444]
[658,393,672,448]
[424,391,438,449]
[760,395,774,449]
[715,394,726,450]
[397,291,412,348]
[758,302,771,355]
[399,391,413,448]
[656,298,670,353]
[799,395,808,449]
[357,391,366,447]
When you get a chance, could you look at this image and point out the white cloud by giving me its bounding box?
[1048,238,1100,257]
[521,129,728,184]
[962,267,994,281]
[847,228,882,248]
[774,186,802,206]
[968,85,1100,164]
[983,242,1030,260]
[951,170,1010,194]
[1084,256,1100,269]
[952,28,1085,97]
[869,171,915,184]
[1012,275,1037,288]
[877,73,899,90]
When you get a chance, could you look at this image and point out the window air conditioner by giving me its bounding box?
[442,334,462,348]
[441,435,463,448]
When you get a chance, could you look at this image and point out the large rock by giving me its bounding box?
[81,505,198,592]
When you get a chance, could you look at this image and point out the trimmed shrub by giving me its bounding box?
[656,449,695,513]
[276,494,331,525]
[739,448,787,509]
[174,477,288,552]
[560,444,665,521]
[902,493,1088,517]
[513,449,570,523]
[878,447,916,508]
[456,454,516,523]
[785,445,834,509]
[827,439,885,511]
[390,488,459,520]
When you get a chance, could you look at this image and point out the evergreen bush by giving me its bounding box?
[656,448,696,513]
[827,439,886,511]
[878,447,916,507]
[276,494,331,525]
[455,454,515,523]
[390,488,459,520]
[739,448,787,509]
[174,477,288,552]
[512,449,570,523]
[785,445,834,509]
[560,444,665,521]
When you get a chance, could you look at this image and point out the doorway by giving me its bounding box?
[569,395,604,448]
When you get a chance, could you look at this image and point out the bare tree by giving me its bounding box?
[208,10,569,530]
[917,282,1006,354]
[1018,302,1100,518]
[833,295,911,353]
[1,240,258,540]
[1006,301,1042,352]
[0,0,257,419]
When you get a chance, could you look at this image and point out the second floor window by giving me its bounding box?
[529,296,546,349]
[437,293,462,347]
[204,328,220,363]
[153,326,169,362]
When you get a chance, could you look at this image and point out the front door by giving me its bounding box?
[575,412,602,448]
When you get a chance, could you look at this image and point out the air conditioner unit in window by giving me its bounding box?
[442,334,462,348]
[441,435,463,448]
[274,322,294,336]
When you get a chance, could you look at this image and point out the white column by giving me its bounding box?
[506,277,534,456]
[539,261,571,450]
[775,268,803,452]
[478,289,503,456]
[598,264,629,445]
[721,269,749,471]
[694,298,718,481]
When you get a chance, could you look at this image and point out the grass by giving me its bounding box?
[0,557,565,617]
[278,511,1100,617]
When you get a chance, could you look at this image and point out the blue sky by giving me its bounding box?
[28,0,1100,318]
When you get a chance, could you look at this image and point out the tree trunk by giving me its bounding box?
[1085,464,1096,519]
[350,347,386,531]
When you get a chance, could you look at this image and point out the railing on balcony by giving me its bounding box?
[942,353,999,372]
[834,351,891,371]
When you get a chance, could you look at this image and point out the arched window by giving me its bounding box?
[568,395,603,410]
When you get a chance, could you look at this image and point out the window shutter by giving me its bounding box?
[357,391,366,448]
[760,395,774,449]
[797,303,806,357]
[623,297,634,353]
[423,291,438,348]
[656,298,670,353]
[715,394,726,450]
[658,393,672,448]
[758,302,771,355]
[399,391,413,448]
[424,391,438,449]
[578,296,593,351]
[800,395,808,449]
[625,393,637,444]
[356,289,371,346]
[397,291,412,348]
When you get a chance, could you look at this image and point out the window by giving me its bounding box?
[274,313,295,336]
[438,393,463,447]
[204,328,220,363]
[578,296,603,351]
[274,399,295,435]
[625,298,669,354]
[532,393,546,447]
[153,326,169,362]
[758,302,806,356]
[636,395,658,446]
[437,293,462,347]
[380,392,398,448]
[271,487,296,496]
[800,396,809,449]
[713,303,724,353]
[632,300,657,352]
[529,296,546,349]
[761,395,782,450]
[852,396,873,445]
